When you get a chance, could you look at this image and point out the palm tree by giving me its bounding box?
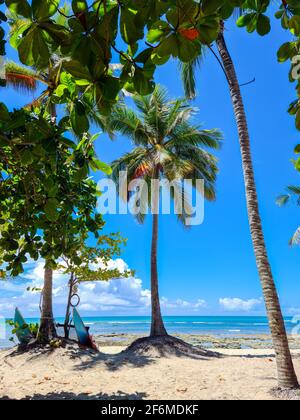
[181,24,298,388]
[110,86,222,338]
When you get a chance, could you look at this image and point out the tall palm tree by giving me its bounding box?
[181,24,298,388]
[110,86,222,337]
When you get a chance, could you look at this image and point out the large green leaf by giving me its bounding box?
[289,16,300,37]
[44,198,60,222]
[18,28,35,66]
[147,21,171,44]
[5,0,31,18]
[32,0,59,19]
[120,7,144,45]
[0,103,10,121]
[72,0,88,14]
[90,158,112,175]
[70,103,89,135]
[256,14,271,36]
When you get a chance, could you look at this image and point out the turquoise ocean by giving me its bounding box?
[1,315,298,349]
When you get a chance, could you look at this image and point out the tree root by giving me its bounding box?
[122,335,221,359]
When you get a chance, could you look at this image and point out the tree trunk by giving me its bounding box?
[38,76,57,344]
[64,273,75,339]
[216,32,298,389]
[150,175,168,337]
[39,265,57,343]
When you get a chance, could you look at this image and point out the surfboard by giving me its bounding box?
[14,308,32,345]
[73,308,91,346]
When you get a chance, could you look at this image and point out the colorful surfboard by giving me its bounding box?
[73,308,91,346]
[14,308,32,345]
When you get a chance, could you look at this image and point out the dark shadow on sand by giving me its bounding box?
[3,336,222,373]
[0,391,147,400]
[72,336,222,372]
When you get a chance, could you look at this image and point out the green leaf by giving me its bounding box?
[0,135,9,146]
[296,109,300,131]
[120,7,144,45]
[72,0,88,14]
[156,34,179,58]
[289,16,300,37]
[54,84,68,97]
[18,27,35,66]
[20,149,34,165]
[99,76,120,101]
[70,105,89,135]
[63,60,91,80]
[0,103,10,121]
[256,14,271,36]
[90,158,112,175]
[5,0,31,18]
[237,13,256,30]
[32,0,59,19]
[177,36,199,63]
[60,72,76,94]
[277,42,294,63]
[133,69,155,96]
[147,21,171,44]
[44,198,60,222]
[202,0,224,15]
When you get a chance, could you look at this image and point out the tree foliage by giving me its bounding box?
[0,1,299,133]
[59,233,134,283]
[0,105,108,276]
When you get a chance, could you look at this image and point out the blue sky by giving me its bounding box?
[1,10,300,317]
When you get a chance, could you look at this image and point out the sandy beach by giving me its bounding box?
[1,336,300,400]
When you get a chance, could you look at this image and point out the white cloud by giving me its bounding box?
[219,297,262,312]
[160,298,207,311]
[287,307,300,316]
[0,259,207,317]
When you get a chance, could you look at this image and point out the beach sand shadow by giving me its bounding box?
[72,338,222,372]
[3,338,222,373]
[71,348,154,372]
[0,391,147,400]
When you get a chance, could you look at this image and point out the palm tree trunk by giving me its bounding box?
[39,264,57,342]
[150,175,168,337]
[216,32,298,389]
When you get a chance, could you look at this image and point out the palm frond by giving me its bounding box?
[276,194,290,206]
[129,176,152,225]
[111,148,154,194]
[179,55,204,100]
[164,100,194,136]
[287,185,300,195]
[4,61,46,93]
[109,106,149,146]
[168,179,194,227]
[24,90,50,110]
[290,227,300,246]
[133,95,152,114]
[166,124,222,150]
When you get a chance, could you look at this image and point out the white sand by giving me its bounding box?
[0,345,299,400]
